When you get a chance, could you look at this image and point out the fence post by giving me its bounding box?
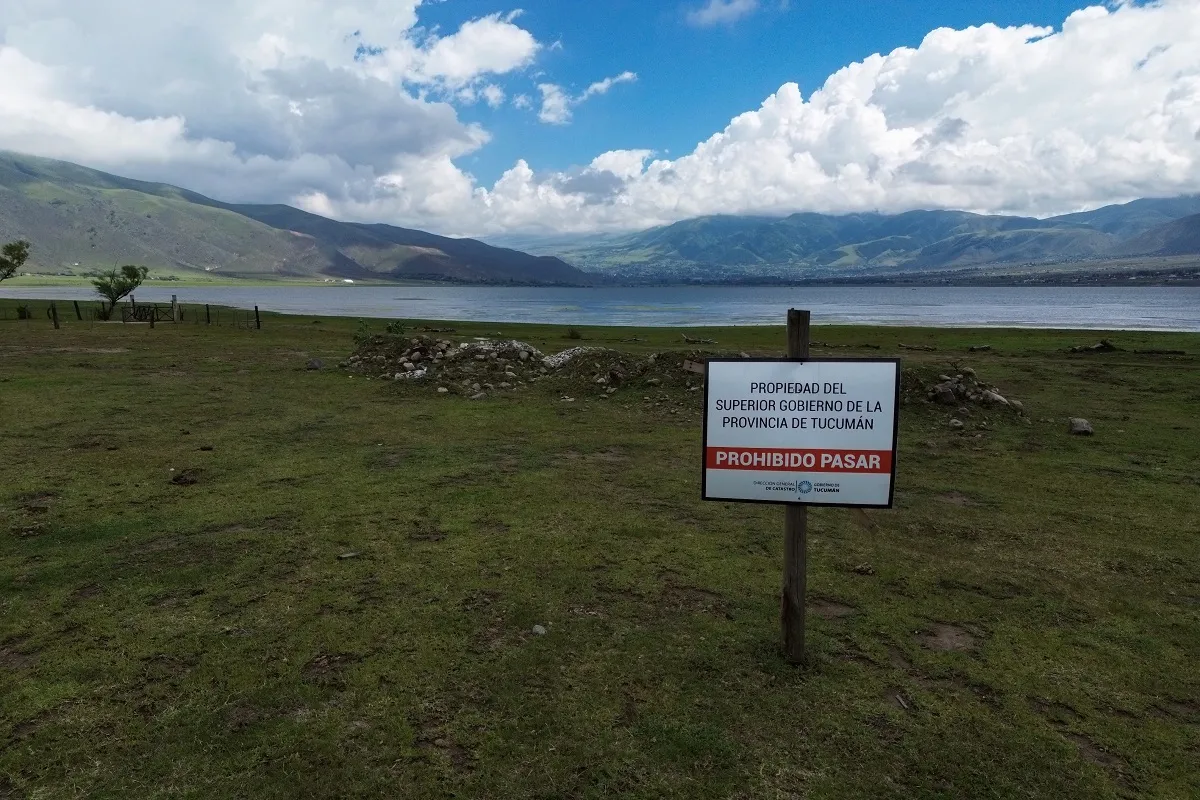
[206,304,211,325]
[73,301,82,321]
[781,308,811,664]
[50,302,60,330]
[172,295,180,324]
[255,306,261,330]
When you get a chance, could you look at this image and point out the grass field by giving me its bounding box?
[2,302,1198,799]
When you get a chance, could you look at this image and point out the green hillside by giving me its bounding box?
[0,152,589,285]
[544,198,1200,281]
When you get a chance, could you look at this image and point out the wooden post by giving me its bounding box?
[782,308,811,664]
[206,304,211,325]
[50,302,60,330]
[254,305,261,330]
[73,300,82,320]
[172,294,180,324]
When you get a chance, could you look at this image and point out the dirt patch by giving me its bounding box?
[461,589,501,612]
[1030,697,1083,724]
[936,492,977,506]
[475,517,510,534]
[409,514,447,542]
[887,646,913,670]
[658,581,731,618]
[1154,699,1199,722]
[811,598,856,620]
[16,492,56,514]
[417,736,472,773]
[225,704,264,732]
[1070,734,1123,777]
[917,623,976,652]
[70,583,104,602]
[302,652,362,687]
[0,641,38,670]
[169,469,202,486]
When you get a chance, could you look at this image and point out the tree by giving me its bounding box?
[93,265,148,318]
[0,240,31,283]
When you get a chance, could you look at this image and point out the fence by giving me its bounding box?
[0,297,264,329]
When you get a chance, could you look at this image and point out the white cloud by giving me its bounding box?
[686,0,760,27]
[536,84,571,124]
[2,1,1200,239]
[482,84,506,108]
[536,71,638,125]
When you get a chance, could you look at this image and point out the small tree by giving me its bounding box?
[94,265,149,319]
[0,240,31,283]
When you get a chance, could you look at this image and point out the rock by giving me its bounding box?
[981,390,1008,406]
[519,350,530,361]
[961,367,977,378]
[306,358,325,370]
[949,418,965,430]
[469,392,486,400]
[739,351,750,359]
[1010,399,1024,412]
[437,387,449,394]
[410,352,423,363]
[606,387,617,394]
[498,382,512,389]
[969,345,992,352]
[337,552,360,560]
[852,563,875,576]
[931,383,958,405]
[1069,418,1094,436]
[471,383,481,392]
[647,378,662,386]
[532,625,547,636]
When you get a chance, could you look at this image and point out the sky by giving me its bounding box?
[1,0,1199,237]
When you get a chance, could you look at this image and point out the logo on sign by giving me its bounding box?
[796,480,813,494]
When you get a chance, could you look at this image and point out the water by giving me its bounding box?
[2,284,1198,331]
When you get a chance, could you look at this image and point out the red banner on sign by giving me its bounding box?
[705,447,892,473]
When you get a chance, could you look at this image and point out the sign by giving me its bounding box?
[702,358,900,507]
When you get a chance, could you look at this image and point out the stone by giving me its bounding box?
[306,358,325,370]
[498,382,512,389]
[471,383,481,392]
[410,352,423,363]
[1010,399,1024,412]
[337,552,360,560]
[532,625,547,636]
[969,345,992,352]
[949,418,965,430]
[647,378,662,386]
[606,387,617,394]
[519,351,530,361]
[1069,418,1094,436]
[393,373,403,380]
[931,383,958,405]
[962,367,977,378]
[437,387,449,394]
[981,390,1008,406]
[469,392,486,400]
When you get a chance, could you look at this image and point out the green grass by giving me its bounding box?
[2,302,1198,799]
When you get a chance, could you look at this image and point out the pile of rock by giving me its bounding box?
[342,335,556,396]
[927,367,1024,413]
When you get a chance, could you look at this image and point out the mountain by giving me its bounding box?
[1113,212,1200,257]
[541,197,1200,281]
[551,210,1119,278]
[1050,196,1200,239]
[0,151,589,285]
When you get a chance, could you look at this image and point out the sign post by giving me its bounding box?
[702,308,900,664]
[783,309,809,663]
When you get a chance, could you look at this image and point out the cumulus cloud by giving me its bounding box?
[686,0,760,27]
[2,1,1200,238]
[536,71,638,124]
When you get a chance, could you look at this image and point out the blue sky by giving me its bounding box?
[421,0,1099,185]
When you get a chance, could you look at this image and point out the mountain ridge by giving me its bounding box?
[0,151,591,285]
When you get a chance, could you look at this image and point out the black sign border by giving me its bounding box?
[701,357,902,509]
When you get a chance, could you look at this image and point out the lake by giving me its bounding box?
[2,284,1199,331]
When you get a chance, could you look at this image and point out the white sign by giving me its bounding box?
[702,359,900,507]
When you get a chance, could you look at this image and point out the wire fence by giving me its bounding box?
[0,298,263,329]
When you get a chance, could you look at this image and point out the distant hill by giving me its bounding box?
[1113,212,1200,257]
[1050,196,1200,239]
[0,151,589,285]
[534,197,1200,281]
